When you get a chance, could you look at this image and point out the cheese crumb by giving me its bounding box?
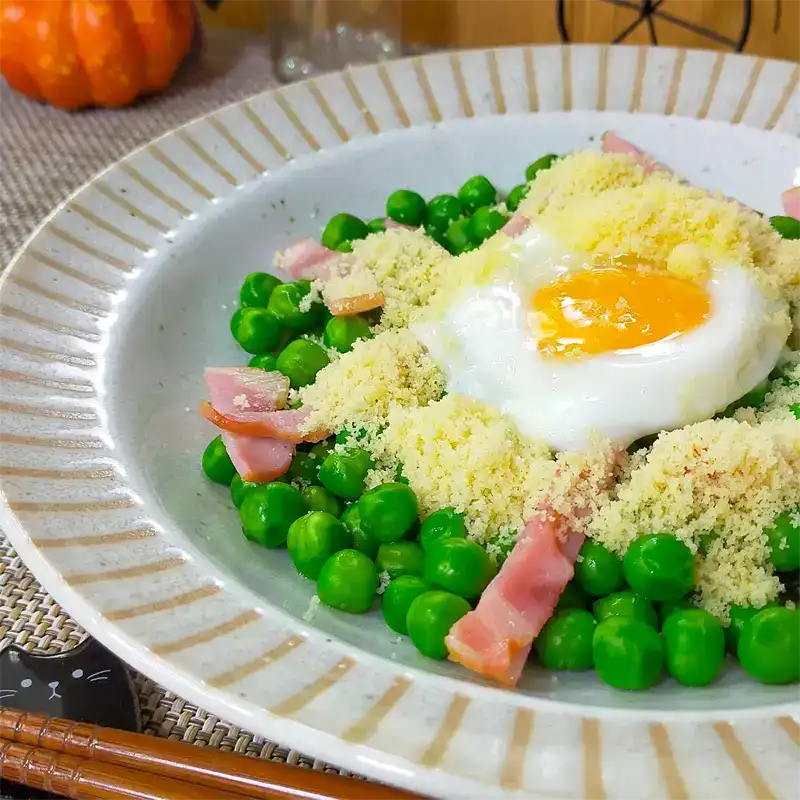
[232,394,250,409]
[299,328,444,438]
[590,418,800,618]
[319,229,451,331]
[380,394,554,541]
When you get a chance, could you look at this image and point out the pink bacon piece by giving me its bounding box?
[204,367,289,414]
[222,432,294,483]
[782,186,800,220]
[199,402,330,444]
[275,237,338,281]
[445,510,585,686]
[501,215,531,238]
[601,131,669,174]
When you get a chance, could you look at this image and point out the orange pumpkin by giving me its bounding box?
[0,0,196,110]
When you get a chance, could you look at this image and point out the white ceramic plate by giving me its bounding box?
[1,45,798,799]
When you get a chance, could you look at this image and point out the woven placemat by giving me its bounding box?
[0,29,359,777]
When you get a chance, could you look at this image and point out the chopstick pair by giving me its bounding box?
[0,708,420,800]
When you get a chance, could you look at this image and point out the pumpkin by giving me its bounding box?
[0,0,197,110]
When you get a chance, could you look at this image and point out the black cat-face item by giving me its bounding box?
[0,638,141,800]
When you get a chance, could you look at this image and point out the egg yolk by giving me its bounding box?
[532,266,710,357]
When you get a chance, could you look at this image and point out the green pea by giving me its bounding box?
[335,241,353,253]
[769,215,800,240]
[458,175,496,214]
[622,534,695,602]
[267,281,320,333]
[423,224,450,250]
[406,590,471,660]
[287,511,352,580]
[321,213,369,250]
[726,604,760,652]
[240,272,282,308]
[426,194,463,231]
[230,473,259,509]
[593,590,658,628]
[467,206,507,243]
[662,609,725,687]
[575,541,625,597]
[420,508,467,552]
[382,575,429,634]
[737,606,799,684]
[558,581,589,610]
[525,153,559,182]
[366,217,386,234]
[386,189,426,226]
[202,436,236,485]
[341,502,379,559]
[593,617,665,690]
[317,549,378,613]
[791,403,800,420]
[301,485,342,517]
[506,184,528,212]
[240,482,305,548]
[248,353,278,371]
[323,316,372,353]
[376,541,425,580]
[444,218,477,254]
[276,339,329,389]
[288,451,321,484]
[536,609,596,670]
[659,597,695,626]
[424,538,497,599]
[230,307,282,354]
[764,508,800,572]
[358,482,418,543]
[318,448,373,499]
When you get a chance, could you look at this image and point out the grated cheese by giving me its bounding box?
[319,228,451,331]
[589,417,800,618]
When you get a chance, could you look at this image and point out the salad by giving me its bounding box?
[199,133,800,691]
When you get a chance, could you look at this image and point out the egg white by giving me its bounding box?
[415,226,789,451]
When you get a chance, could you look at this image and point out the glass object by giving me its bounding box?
[272,0,402,81]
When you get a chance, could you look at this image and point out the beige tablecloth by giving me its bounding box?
[0,30,361,776]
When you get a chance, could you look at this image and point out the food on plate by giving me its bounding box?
[199,134,800,690]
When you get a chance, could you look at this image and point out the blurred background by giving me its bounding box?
[203,0,799,63]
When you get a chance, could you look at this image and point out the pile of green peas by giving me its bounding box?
[220,434,500,661]
[537,531,799,689]
[317,153,561,257]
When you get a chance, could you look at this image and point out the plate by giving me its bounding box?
[0,45,798,799]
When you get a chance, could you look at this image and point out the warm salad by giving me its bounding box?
[199,133,800,691]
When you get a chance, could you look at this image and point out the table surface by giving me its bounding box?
[0,29,364,779]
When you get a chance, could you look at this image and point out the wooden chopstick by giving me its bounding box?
[0,708,421,800]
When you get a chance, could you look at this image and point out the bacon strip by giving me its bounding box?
[222,432,294,483]
[275,237,338,281]
[199,402,329,443]
[782,186,800,220]
[446,510,584,686]
[326,292,386,317]
[204,367,289,414]
[501,215,530,238]
[601,131,668,174]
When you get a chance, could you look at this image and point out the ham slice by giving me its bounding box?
[326,292,386,317]
[275,238,338,281]
[501,215,530,238]
[204,367,289,414]
[445,510,584,686]
[782,186,800,220]
[222,432,293,483]
[601,131,668,174]
[199,402,329,443]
